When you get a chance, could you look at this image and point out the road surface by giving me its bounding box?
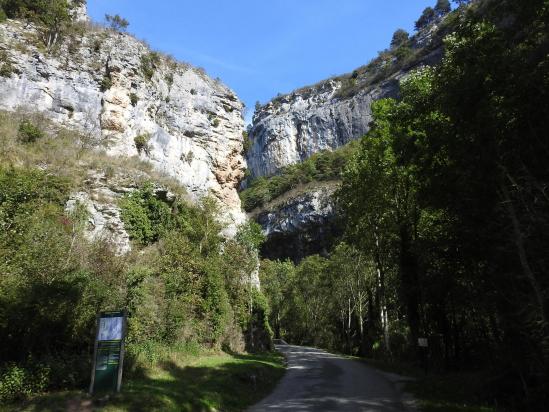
[248,344,413,412]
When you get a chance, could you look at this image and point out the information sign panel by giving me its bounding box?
[89,311,126,394]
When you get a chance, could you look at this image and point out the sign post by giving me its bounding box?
[418,337,428,375]
[89,310,127,394]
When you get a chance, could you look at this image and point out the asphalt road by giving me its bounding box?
[248,344,412,412]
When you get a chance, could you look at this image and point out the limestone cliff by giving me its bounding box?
[246,19,448,179]
[251,183,341,262]
[0,16,246,232]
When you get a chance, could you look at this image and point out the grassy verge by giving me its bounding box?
[3,350,285,412]
[362,359,496,412]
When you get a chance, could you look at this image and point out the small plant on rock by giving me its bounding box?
[134,133,151,154]
[130,93,139,106]
[18,120,44,143]
[105,14,129,32]
[100,75,112,92]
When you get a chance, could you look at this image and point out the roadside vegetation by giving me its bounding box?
[0,110,276,407]
[259,0,549,410]
[5,348,284,412]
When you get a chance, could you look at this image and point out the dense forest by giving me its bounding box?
[0,112,272,402]
[259,0,549,409]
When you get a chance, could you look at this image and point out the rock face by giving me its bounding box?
[247,78,398,179]
[0,17,246,229]
[246,19,447,180]
[65,169,177,255]
[254,184,341,262]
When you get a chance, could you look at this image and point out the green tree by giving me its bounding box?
[390,29,409,48]
[105,13,129,31]
[434,0,451,16]
[415,6,436,31]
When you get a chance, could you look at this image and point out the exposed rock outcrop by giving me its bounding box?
[254,184,341,262]
[246,20,447,180]
[0,17,246,231]
[246,78,398,179]
[65,169,176,255]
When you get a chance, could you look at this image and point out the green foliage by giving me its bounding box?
[1,0,81,49]
[261,2,549,409]
[435,0,452,16]
[17,119,44,143]
[100,75,112,91]
[236,221,266,251]
[141,51,161,81]
[415,6,436,31]
[390,28,409,48]
[119,183,171,244]
[134,133,150,154]
[0,363,50,402]
[0,164,275,400]
[242,130,252,154]
[130,92,139,106]
[0,49,16,77]
[105,13,129,31]
[240,140,359,211]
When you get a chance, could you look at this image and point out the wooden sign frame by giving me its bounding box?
[89,310,127,394]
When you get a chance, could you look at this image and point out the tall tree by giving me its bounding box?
[434,0,451,17]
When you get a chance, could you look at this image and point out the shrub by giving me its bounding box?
[134,133,150,154]
[119,183,172,244]
[0,363,50,402]
[17,120,44,143]
[100,75,112,91]
[0,50,16,77]
[91,40,100,54]
[141,52,161,81]
[212,118,220,128]
[242,131,252,154]
[130,92,139,106]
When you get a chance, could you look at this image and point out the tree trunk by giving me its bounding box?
[374,231,391,356]
[399,224,421,359]
[500,181,548,327]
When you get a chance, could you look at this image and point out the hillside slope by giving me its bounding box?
[245,10,457,179]
[0,11,246,230]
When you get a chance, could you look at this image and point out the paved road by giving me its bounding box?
[248,344,412,412]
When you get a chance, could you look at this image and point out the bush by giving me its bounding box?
[0,50,16,77]
[141,52,161,81]
[100,75,112,92]
[130,92,139,106]
[0,363,50,402]
[134,133,150,154]
[17,120,44,143]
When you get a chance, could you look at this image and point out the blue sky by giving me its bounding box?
[88,1,436,123]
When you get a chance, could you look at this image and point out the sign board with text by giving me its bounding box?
[89,311,127,394]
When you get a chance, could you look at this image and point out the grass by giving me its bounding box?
[0,110,186,197]
[3,350,286,412]
[361,359,496,412]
